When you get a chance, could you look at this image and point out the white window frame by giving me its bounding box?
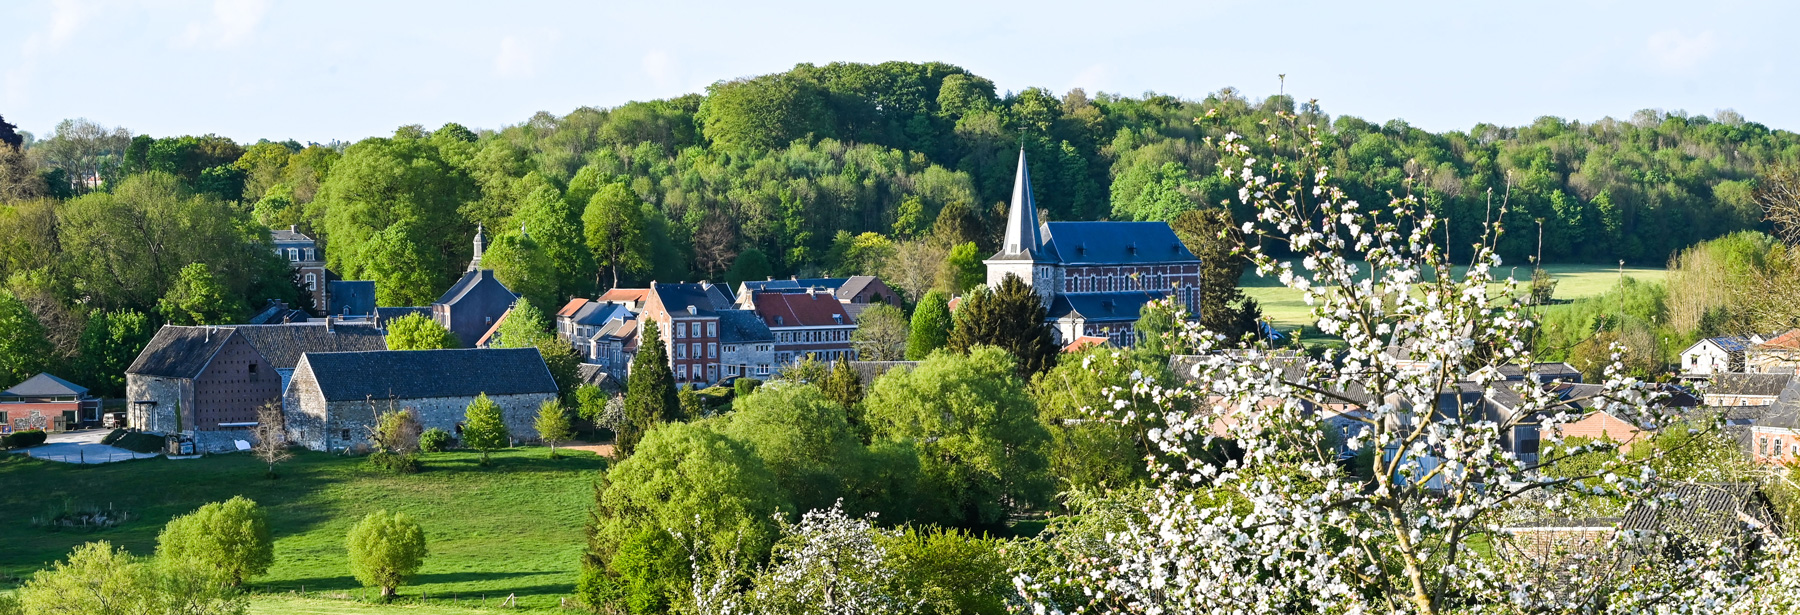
[707,322,717,337]
[305,273,317,291]
[708,343,717,358]
[676,322,686,338]
[677,365,688,381]
[676,344,687,359]
[287,248,299,261]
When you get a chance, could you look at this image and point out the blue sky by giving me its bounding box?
[3,0,1795,144]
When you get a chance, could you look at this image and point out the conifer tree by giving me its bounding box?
[619,320,677,456]
[946,274,1058,378]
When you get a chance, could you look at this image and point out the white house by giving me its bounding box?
[1681,336,1750,376]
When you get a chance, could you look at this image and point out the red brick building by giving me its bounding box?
[642,282,734,388]
[1,373,100,432]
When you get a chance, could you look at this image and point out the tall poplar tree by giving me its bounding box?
[905,290,952,360]
[618,320,677,456]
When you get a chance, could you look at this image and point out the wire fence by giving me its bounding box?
[11,446,160,464]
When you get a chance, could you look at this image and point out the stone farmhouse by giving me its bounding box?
[282,347,557,451]
[125,322,388,452]
[984,149,1203,346]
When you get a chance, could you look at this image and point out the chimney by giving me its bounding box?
[325,315,335,332]
[289,224,297,233]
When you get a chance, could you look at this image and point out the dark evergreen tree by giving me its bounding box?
[0,114,21,148]
[947,274,1058,378]
[618,320,678,456]
[1170,208,1258,342]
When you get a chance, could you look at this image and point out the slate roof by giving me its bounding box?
[1046,290,1170,323]
[298,348,557,402]
[247,302,309,324]
[654,282,734,318]
[1708,373,1791,397]
[717,309,774,344]
[1704,336,1753,353]
[2,373,88,398]
[740,278,851,295]
[127,326,236,379]
[435,269,515,306]
[233,323,389,369]
[1756,378,1800,429]
[576,364,621,394]
[573,302,634,327]
[374,307,431,328]
[327,280,377,316]
[1617,482,1780,541]
[270,226,312,243]
[1039,221,1197,265]
[752,292,854,328]
[1496,362,1582,383]
[834,276,881,301]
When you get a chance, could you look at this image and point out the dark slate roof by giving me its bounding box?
[127,326,235,379]
[298,348,557,402]
[1039,221,1198,265]
[834,276,880,301]
[1756,378,1800,430]
[717,309,774,344]
[740,278,851,295]
[374,306,432,327]
[655,282,731,318]
[327,280,377,316]
[1617,482,1780,540]
[270,226,313,243]
[1496,362,1582,382]
[1708,373,1791,397]
[435,269,516,306]
[574,302,634,327]
[233,323,389,369]
[247,302,310,324]
[1046,290,1170,323]
[576,364,621,394]
[2,373,88,397]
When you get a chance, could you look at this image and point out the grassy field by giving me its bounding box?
[0,447,606,612]
[1240,262,1668,336]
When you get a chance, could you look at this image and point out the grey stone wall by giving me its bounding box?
[126,375,187,433]
[286,387,552,451]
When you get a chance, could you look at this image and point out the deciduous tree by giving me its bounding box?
[582,182,650,289]
[850,302,908,361]
[904,290,951,360]
[383,313,458,350]
[535,399,573,458]
[460,393,510,465]
[345,511,427,602]
[154,496,272,587]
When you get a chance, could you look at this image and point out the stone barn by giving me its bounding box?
[282,347,558,451]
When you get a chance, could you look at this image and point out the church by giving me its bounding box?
[984,150,1203,346]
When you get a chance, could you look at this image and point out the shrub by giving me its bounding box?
[733,377,762,398]
[100,429,125,445]
[346,510,428,601]
[418,428,452,453]
[367,451,421,474]
[155,496,273,586]
[3,429,46,449]
[112,432,165,454]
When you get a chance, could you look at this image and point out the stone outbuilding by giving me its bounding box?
[282,347,558,451]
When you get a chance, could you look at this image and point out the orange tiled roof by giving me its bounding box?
[556,298,589,318]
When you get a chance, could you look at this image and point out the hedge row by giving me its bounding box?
[3,429,47,449]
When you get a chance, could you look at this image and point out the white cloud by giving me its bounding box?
[642,50,678,89]
[1645,29,1717,71]
[494,36,536,78]
[179,0,272,48]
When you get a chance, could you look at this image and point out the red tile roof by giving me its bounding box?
[556,298,589,318]
[598,288,650,303]
[1763,329,1800,349]
[1063,336,1109,353]
[751,291,852,328]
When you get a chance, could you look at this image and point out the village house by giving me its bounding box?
[1744,329,1800,374]
[752,290,859,366]
[1745,378,1800,464]
[641,282,735,388]
[272,226,330,313]
[281,347,557,451]
[555,298,640,375]
[2,373,101,432]
[1703,373,1791,407]
[718,309,777,379]
[984,150,1203,346]
[1681,335,1752,376]
[735,275,900,319]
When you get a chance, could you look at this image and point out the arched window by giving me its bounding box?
[304,273,316,291]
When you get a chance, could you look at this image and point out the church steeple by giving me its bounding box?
[468,224,487,272]
[1000,148,1043,258]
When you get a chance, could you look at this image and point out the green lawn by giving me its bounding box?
[0,447,606,612]
[248,595,536,614]
[1240,262,1667,336]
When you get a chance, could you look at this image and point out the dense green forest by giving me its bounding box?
[1,60,1797,389]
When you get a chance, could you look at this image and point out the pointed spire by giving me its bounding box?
[469,224,487,272]
[1002,148,1041,257]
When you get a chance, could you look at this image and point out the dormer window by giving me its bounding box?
[306,248,317,261]
[287,248,299,261]
[775,316,784,326]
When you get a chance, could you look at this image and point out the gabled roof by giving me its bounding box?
[233,323,389,369]
[1689,336,1752,354]
[475,307,513,348]
[297,348,557,402]
[1046,290,1170,323]
[598,288,650,304]
[435,269,515,306]
[1756,378,1800,430]
[1496,362,1582,382]
[2,373,88,398]
[740,277,852,295]
[270,226,312,243]
[717,309,774,344]
[834,276,882,301]
[247,302,310,324]
[1063,336,1110,352]
[557,298,589,318]
[752,291,854,328]
[1758,329,1800,350]
[127,326,236,379]
[573,302,634,327]
[1039,221,1198,265]
[1708,373,1791,397]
